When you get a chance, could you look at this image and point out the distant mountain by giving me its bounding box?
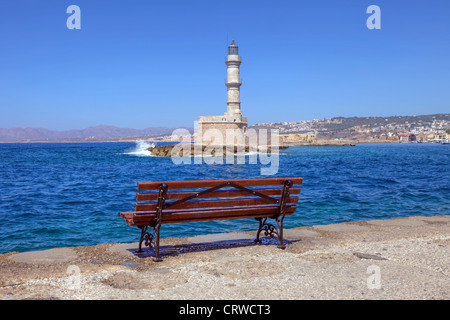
[0,125,192,142]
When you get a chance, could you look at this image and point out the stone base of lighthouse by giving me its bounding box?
[197,114,248,147]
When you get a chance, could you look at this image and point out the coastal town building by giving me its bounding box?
[280,133,317,144]
[197,40,248,146]
[427,131,448,142]
[399,133,417,143]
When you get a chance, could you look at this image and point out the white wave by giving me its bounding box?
[124,140,155,156]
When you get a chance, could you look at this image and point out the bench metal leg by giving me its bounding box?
[137,225,154,253]
[277,215,286,249]
[136,225,163,262]
[135,183,166,261]
[255,179,291,249]
[254,216,286,249]
[153,224,162,262]
[152,183,166,262]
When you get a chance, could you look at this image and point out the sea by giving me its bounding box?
[0,141,449,254]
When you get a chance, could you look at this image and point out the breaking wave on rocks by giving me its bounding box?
[124,140,155,156]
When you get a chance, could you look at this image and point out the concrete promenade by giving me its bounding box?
[0,215,448,300]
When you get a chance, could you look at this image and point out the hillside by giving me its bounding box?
[251,113,450,140]
[0,125,191,142]
[1,114,449,142]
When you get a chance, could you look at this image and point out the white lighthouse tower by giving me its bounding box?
[197,40,248,146]
[225,40,243,118]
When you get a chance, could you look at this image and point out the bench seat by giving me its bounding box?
[119,203,297,225]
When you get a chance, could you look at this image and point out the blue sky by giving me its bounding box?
[0,0,449,130]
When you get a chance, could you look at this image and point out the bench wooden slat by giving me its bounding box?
[137,177,303,191]
[130,204,297,225]
[157,212,295,224]
[134,196,299,211]
[118,212,135,226]
[136,187,301,201]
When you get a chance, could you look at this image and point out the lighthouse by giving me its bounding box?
[197,40,248,147]
[225,40,242,118]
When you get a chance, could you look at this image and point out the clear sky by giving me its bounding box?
[0,0,449,130]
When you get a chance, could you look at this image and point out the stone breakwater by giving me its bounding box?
[290,141,356,146]
[147,144,288,157]
[0,215,448,300]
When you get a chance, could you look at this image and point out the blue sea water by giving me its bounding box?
[0,141,449,254]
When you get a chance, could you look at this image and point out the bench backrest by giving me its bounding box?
[131,177,302,224]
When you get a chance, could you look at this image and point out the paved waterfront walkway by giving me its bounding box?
[0,215,448,300]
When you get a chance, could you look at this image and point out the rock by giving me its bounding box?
[147,144,288,157]
[8,248,78,265]
[353,252,388,260]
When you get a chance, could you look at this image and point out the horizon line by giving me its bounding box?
[2,112,449,131]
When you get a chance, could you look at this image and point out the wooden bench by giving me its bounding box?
[118,177,302,261]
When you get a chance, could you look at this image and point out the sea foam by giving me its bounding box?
[124,140,155,156]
